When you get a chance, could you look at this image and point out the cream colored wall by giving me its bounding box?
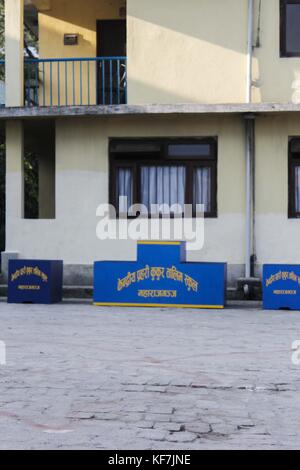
[32,0,250,105]
[255,114,300,265]
[127,0,248,104]
[6,116,246,269]
[5,0,24,107]
[253,0,300,103]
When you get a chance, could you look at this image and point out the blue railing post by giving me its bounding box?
[42,61,46,106]
[65,61,68,106]
[0,59,5,107]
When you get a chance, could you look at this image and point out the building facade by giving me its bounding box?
[3,0,300,291]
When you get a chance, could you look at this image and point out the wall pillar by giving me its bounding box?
[4,121,24,259]
[5,0,24,107]
[2,121,24,278]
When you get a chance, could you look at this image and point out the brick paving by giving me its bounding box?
[0,301,300,449]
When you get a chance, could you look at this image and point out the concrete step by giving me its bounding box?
[0,285,261,301]
[0,285,93,300]
[63,286,93,299]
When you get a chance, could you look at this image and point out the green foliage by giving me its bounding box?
[24,152,39,220]
[0,0,38,60]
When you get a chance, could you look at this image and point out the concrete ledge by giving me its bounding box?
[2,102,300,120]
[0,285,262,301]
[63,286,93,299]
[0,285,93,300]
[63,265,93,286]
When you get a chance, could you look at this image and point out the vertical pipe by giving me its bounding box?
[245,0,254,279]
[245,117,254,279]
[246,0,254,104]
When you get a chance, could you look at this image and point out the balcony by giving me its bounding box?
[23,57,127,107]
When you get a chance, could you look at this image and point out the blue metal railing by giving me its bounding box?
[24,57,127,107]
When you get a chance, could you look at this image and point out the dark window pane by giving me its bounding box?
[286,4,300,53]
[168,143,211,158]
[111,141,161,154]
[291,138,300,154]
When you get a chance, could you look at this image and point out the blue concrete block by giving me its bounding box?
[8,260,63,304]
[94,241,227,309]
[263,264,300,310]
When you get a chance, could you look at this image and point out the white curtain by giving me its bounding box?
[117,168,133,214]
[193,167,211,212]
[141,166,186,215]
[295,167,300,212]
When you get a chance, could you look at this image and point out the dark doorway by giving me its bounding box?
[96,20,127,105]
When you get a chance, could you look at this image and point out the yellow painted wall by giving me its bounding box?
[56,114,245,216]
[25,0,300,105]
[253,0,300,103]
[7,115,246,269]
[127,0,248,104]
[255,114,300,264]
[32,0,250,105]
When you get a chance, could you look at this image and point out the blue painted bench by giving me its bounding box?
[94,241,227,309]
[8,260,63,304]
[263,264,300,310]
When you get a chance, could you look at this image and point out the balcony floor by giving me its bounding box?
[1,102,300,120]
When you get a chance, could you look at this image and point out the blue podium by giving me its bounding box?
[263,264,300,310]
[94,241,227,309]
[8,260,63,304]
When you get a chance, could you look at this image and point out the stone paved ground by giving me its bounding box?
[0,301,300,449]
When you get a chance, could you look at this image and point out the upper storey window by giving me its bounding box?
[281,0,300,56]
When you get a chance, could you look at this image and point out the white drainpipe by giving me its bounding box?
[246,0,254,103]
[245,0,254,280]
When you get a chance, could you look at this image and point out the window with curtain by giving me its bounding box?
[110,138,217,217]
[288,138,300,217]
[116,167,133,216]
[141,166,186,215]
[193,167,212,213]
[280,0,300,57]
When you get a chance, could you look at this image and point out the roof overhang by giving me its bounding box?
[1,102,300,120]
